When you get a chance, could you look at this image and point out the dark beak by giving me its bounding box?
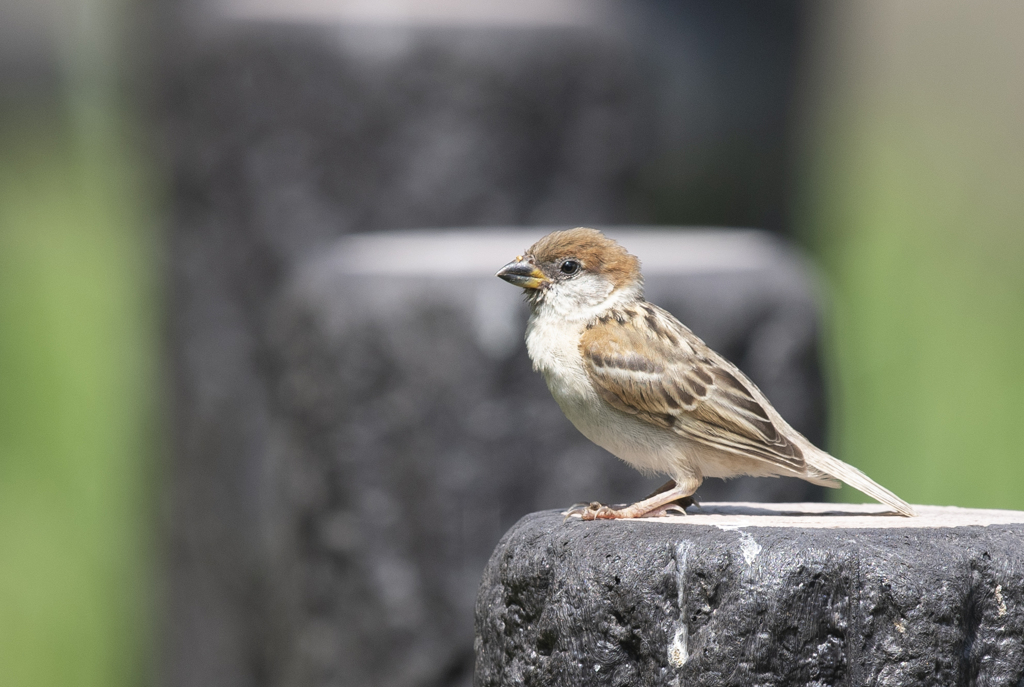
[496,257,550,290]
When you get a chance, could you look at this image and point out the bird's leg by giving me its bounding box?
[643,479,698,512]
[565,476,701,520]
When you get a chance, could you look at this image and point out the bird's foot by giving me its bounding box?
[563,502,622,520]
[563,497,695,520]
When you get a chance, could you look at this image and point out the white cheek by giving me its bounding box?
[524,275,644,390]
[540,274,617,321]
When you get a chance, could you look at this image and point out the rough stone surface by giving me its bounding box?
[476,504,1024,687]
[252,229,828,687]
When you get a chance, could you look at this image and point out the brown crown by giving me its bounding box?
[527,228,641,290]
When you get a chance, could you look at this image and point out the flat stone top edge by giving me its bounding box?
[314,227,798,278]
[614,502,1024,529]
[216,0,612,29]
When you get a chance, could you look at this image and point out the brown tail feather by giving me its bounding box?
[806,449,916,517]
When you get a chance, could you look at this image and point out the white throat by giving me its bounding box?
[524,280,642,378]
[531,277,642,323]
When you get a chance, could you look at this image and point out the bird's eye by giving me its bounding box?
[560,259,581,275]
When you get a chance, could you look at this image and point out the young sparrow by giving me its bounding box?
[496,228,915,519]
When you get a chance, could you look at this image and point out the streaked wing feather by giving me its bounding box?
[581,304,805,471]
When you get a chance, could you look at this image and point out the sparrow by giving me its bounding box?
[496,228,915,519]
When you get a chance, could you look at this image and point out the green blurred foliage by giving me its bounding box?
[0,106,157,686]
[798,1,1024,509]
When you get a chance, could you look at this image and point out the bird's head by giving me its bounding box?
[496,228,642,316]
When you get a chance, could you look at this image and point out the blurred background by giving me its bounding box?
[1,0,1022,685]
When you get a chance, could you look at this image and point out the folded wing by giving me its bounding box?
[580,303,805,472]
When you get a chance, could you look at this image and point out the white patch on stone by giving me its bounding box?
[713,525,760,565]
[671,542,693,668]
[996,584,1007,617]
[738,531,761,565]
[668,626,688,667]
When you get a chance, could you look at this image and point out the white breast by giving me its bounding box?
[524,305,685,478]
[525,313,591,398]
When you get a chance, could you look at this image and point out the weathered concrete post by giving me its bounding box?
[475,504,1024,686]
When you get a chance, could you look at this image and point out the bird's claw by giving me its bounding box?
[563,495,697,520]
[563,501,619,520]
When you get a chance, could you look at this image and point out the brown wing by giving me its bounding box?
[580,303,805,471]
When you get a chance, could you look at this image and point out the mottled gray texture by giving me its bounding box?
[476,508,1024,686]
[162,24,648,686]
[158,11,816,687]
[160,24,645,242]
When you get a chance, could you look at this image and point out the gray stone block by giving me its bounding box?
[476,504,1024,686]
[254,228,828,686]
[161,24,647,684]
[158,9,819,686]
[160,23,645,242]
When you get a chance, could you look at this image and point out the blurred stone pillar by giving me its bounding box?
[264,228,826,686]
[159,9,649,687]
[155,2,820,686]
